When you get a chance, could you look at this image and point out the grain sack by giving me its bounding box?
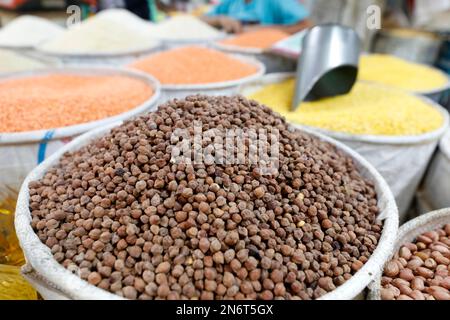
[241,73,450,219]
[15,96,398,300]
[0,15,63,49]
[37,10,160,66]
[359,54,450,106]
[154,15,225,48]
[129,46,265,101]
[214,29,295,73]
[0,67,161,198]
[368,208,450,300]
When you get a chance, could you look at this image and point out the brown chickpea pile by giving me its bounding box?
[29,95,382,300]
[381,224,450,300]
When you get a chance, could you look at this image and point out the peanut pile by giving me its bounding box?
[29,95,382,300]
[381,225,450,300]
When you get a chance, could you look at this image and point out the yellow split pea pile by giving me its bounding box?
[29,95,382,300]
[249,81,444,136]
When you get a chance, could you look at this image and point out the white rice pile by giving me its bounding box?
[39,9,158,55]
[0,15,64,48]
[154,15,223,41]
[0,49,48,73]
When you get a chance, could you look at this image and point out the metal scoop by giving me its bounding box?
[292,24,361,111]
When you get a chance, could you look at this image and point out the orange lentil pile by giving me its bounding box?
[220,28,290,49]
[129,46,259,85]
[0,74,154,133]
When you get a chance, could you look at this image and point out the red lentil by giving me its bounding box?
[220,28,290,49]
[129,46,259,85]
[0,74,153,133]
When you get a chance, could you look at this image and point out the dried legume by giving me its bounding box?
[29,95,383,300]
[359,54,448,92]
[249,80,444,136]
[220,29,289,49]
[129,46,259,85]
[381,224,450,300]
[0,74,153,133]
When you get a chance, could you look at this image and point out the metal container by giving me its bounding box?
[292,24,360,109]
[371,28,443,65]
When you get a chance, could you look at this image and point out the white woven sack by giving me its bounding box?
[33,45,162,67]
[157,55,265,103]
[240,73,450,220]
[367,207,450,299]
[422,129,450,210]
[15,122,398,300]
[0,67,161,196]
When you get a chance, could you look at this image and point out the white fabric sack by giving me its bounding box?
[158,55,265,102]
[0,67,161,196]
[15,123,398,300]
[422,129,450,210]
[32,46,161,67]
[240,73,450,220]
[367,207,450,299]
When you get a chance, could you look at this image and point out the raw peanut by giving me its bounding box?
[427,286,450,300]
[415,267,434,279]
[411,277,425,291]
[384,261,400,277]
[380,288,395,300]
[399,269,414,281]
[409,290,425,300]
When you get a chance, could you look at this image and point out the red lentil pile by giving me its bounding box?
[29,95,383,300]
[0,74,154,133]
[220,29,290,50]
[129,46,259,85]
[381,224,450,300]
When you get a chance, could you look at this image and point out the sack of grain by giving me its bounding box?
[15,95,398,300]
[153,15,226,49]
[0,15,63,49]
[213,29,296,73]
[240,73,450,220]
[0,67,160,197]
[129,46,265,102]
[36,10,160,66]
[359,54,450,109]
[367,208,450,300]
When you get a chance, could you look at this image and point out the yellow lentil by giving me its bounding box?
[359,54,448,92]
[249,79,444,136]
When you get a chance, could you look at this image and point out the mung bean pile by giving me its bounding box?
[29,95,383,300]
